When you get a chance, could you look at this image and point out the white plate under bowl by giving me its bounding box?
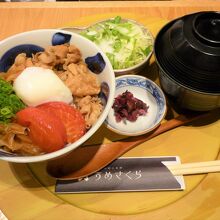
[105,75,167,136]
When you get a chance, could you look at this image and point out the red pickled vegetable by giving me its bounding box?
[112,90,149,122]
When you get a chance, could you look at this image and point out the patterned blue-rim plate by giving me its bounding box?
[105,75,167,136]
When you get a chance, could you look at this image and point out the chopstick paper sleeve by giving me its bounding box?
[55,156,185,193]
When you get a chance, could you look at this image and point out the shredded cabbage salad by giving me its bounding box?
[80,16,153,70]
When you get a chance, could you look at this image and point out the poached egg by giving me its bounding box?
[13,67,73,106]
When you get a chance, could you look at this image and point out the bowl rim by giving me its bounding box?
[105,74,167,136]
[0,28,116,163]
[155,54,220,96]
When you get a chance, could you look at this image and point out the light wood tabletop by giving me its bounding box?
[0,0,220,40]
[0,1,220,220]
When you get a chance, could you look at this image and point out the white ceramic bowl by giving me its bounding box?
[105,75,166,136]
[0,29,115,163]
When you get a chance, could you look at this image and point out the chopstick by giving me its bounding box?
[167,160,220,176]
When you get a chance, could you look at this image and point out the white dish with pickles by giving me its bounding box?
[105,75,167,136]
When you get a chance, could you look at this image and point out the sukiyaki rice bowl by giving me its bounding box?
[0,29,115,163]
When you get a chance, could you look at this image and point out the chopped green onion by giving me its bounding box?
[0,78,25,123]
[113,16,121,24]
[0,78,13,94]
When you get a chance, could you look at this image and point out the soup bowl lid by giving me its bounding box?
[154,11,220,94]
